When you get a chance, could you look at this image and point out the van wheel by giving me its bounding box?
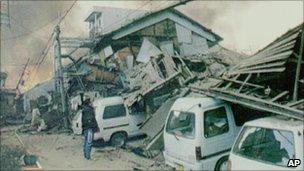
[110,132,127,148]
[215,156,228,171]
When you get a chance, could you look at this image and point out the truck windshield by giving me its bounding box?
[166,110,195,139]
[233,126,295,167]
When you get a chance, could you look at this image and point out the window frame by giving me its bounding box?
[232,126,296,168]
[102,104,127,120]
[203,106,230,138]
[166,110,196,139]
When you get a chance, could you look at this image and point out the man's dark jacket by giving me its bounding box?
[81,104,98,132]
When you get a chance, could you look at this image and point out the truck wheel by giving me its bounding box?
[215,156,228,171]
[110,132,127,148]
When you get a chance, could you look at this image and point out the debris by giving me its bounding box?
[5,6,301,169]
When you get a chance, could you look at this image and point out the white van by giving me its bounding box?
[73,96,146,147]
[163,97,241,170]
[228,116,303,170]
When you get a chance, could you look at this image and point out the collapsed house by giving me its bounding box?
[60,7,226,113]
[191,23,304,118]
[17,6,225,132]
[141,23,304,154]
[58,6,253,153]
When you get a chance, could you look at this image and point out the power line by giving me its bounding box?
[1,14,57,87]
[56,0,77,26]
[24,0,78,89]
[37,0,78,70]
[102,1,153,34]
[102,1,173,34]
[37,0,78,67]
[1,16,58,41]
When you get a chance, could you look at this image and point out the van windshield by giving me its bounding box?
[233,126,295,167]
[166,111,195,139]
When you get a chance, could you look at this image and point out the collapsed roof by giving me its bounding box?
[191,23,304,120]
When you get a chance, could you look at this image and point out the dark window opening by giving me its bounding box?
[103,104,126,119]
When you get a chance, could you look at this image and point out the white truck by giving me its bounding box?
[72,96,146,147]
[228,116,303,170]
[163,96,242,170]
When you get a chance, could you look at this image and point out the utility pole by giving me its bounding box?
[54,25,69,129]
[15,58,30,94]
[0,0,11,28]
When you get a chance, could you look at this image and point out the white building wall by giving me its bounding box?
[90,6,148,35]
[23,79,55,112]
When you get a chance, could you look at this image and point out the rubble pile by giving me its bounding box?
[191,24,304,119]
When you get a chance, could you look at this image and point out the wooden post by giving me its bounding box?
[293,24,304,101]
[15,58,30,94]
[54,25,69,129]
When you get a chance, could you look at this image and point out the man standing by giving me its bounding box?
[81,98,98,160]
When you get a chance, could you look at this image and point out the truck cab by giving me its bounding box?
[228,116,303,170]
[163,97,241,170]
[72,96,146,147]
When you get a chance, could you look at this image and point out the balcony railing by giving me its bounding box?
[89,27,103,38]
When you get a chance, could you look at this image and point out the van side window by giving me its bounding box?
[204,106,229,138]
[103,104,126,119]
[233,126,295,167]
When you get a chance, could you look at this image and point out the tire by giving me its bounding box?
[110,132,127,148]
[215,156,229,171]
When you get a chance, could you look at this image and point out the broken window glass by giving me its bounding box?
[233,126,295,167]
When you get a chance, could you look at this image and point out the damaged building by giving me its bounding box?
[0,72,17,125]
[14,4,303,163]
[61,6,225,110]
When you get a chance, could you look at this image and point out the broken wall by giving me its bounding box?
[22,79,55,113]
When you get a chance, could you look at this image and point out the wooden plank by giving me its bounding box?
[213,76,264,89]
[244,41,296,63]
[270,91,288,102]
[255,40,296,57]
[238,61,286,70]
[256,32,299,55]
[232,33,298,70]
[243,87,260,95]
[190,87,304,120]
[252,24,301,56]
[228,67,285,75]
[293,25,304,101]
[286,99,304,107]
[237,74,252,93]
[224,74,240,89]
[238,51,292,68]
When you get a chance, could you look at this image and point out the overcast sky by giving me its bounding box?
[1,0,303,90]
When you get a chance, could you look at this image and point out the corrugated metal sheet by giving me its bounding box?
[140,98,177,149]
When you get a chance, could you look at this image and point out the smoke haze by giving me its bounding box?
[1,0,303,90]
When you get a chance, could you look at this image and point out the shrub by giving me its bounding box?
[0,144,25,170]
